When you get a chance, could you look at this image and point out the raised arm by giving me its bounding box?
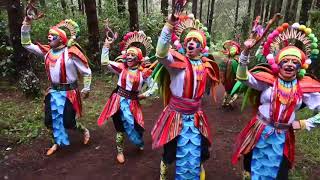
[236,52,269,91]
[21,18,46,57]
[101,46,125,74]
[156,22,176,68]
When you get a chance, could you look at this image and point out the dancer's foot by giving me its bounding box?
[139,145,144,151]
[46,144,58,156]
[83,128,90,145]
[116,153,125,164]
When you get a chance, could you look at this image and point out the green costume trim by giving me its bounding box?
[116,132,125,154]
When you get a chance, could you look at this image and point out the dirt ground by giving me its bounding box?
[0,85,254,180]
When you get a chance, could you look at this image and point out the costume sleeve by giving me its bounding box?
[73,56,92,91]
[236,52,269,91]
[156,23,176,66]
[141,77,159,97]
[299,92,320,130]
[101,47,124,74]
[21,24,45,57]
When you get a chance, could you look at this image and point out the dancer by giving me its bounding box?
[151,6,220,180]
[21,12,91,155]
[219,40,240,108]
[97,26,157,164]
[232,20,320,179]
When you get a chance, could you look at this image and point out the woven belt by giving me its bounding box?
[168,95,201,115]
[51,82,78,91]
[117,86,139,100]
[257,111,291,130]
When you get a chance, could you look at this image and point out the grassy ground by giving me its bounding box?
[0,73,155,156]
[290,109,320,179]
[0,74,114,156]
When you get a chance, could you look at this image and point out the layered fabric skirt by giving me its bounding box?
[44,89,82,146]
[176,114,202,180]
[98,89,144,147]
[232,116,295,180]
[250,126,286,179]
[152,96,211,180]
[115,97,144,147]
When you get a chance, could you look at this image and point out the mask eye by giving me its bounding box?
[52,35,58,41]
[292,60,299,64]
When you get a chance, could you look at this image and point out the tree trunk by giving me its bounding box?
[7,0,30,74]
[199,0,203,21]
[98,0,102,14]
[276,0,283,13]
[70,0,75,16]
[253,0,262,17]
[78,0,82,11]
[39,0,46,8]
[146,0,149,14]
[264,0,270,22]
[207,0,211,26]
[299,0,312,24]
[260,0,265,20]
[289,0,299,21]
[128,0,139,31]
[192,0,198,18]
[316,0,320,9]
[117,0,125,14]
[208,0,215,34]
[83,0,100,67]
[269,0,276,19]
[285,0,292,22]
[61,0,67,12]
[161,0,169,17]
[247,0,252,14]
[143,0,145,13]
[235,0,240,29]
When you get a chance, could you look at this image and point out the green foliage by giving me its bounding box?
[0,98,43,144]
[0,14,15,78]
[288,108,320,179]
[18,69,41,97]
[308,10,320,79]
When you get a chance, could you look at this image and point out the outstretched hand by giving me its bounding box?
[81,89,90,99]
[242,38,256,55]
[168,0,188,25]
[138,94,146,100]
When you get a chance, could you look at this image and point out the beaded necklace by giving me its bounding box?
[190,59,205,81]
[277,78,297,105]
[46,49,64,67]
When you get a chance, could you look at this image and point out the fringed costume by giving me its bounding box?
[21,19,92,155]
[97,30,157,163]
[152,14,219,180]
[219,40,241,108]
[232,22,320,180]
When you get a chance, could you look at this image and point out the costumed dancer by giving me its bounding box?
[21,5,91,155]
[97,22,157,164]
[232,16,320,179]
[151,2,220,179]
[219,40,241,108]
